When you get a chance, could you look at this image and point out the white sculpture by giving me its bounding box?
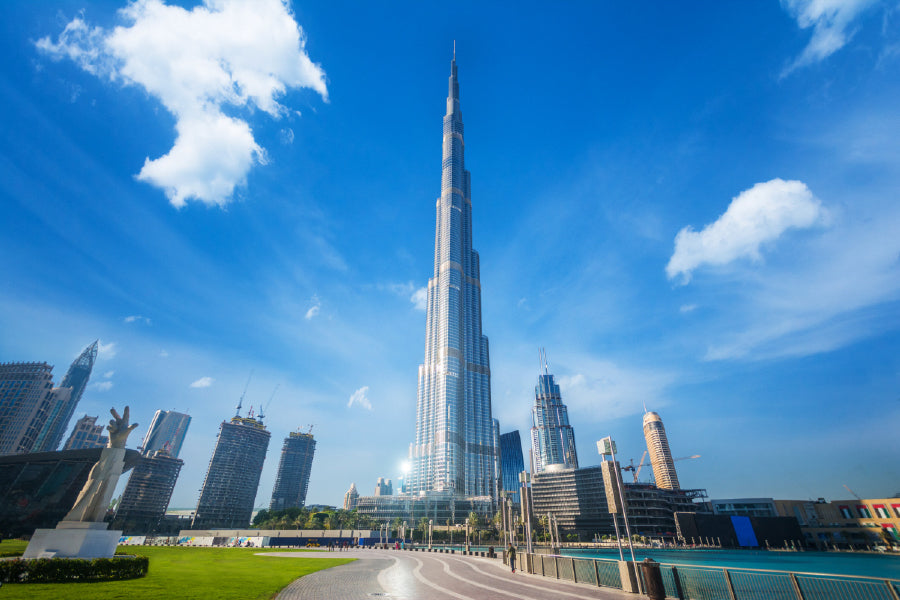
[24,406,138,559]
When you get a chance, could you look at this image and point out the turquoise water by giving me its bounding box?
[563,548,900,579]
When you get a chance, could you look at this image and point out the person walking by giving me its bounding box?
[507,543,517,573]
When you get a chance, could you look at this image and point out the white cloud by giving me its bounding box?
[90,381,114,392]
[666,179,827,283]
[103,370,115,378]
[410,287,428,311]
[679,304,698,314]
[124,314,151,324]
[97,340,117,360]
[190,376,214,388]
[36,0,327,207]
[305,295,321,320]
[347,386,372,410]
[781,0,879,75]
[159,349,169,358]
[280,128,294,144]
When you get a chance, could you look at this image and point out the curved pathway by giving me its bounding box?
[268,548,634,600]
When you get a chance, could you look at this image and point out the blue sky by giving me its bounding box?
[1,0,898,509]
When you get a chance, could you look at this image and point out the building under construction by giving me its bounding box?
[114,450,184,534]
[193,414,270,530]
[269,430,316,510]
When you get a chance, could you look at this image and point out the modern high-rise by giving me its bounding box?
[62,414,108,450]
[531,353,578,473]
[193,414,271,529]
[33,341,98,452]
[269,431,316,511]
[407,54,496,500]
[643,411,680,490]
[0,362,55,455]
[499,431,525,503]
[374,477,393,496]
[140,410,191,458]
[114,449,184,534]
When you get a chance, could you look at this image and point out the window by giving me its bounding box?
[839,505,852,519]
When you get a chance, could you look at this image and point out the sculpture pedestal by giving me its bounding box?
[24,521,122,559]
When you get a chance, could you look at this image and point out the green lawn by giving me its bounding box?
[0,545,353,599]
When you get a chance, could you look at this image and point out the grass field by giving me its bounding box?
[0,543,353,599]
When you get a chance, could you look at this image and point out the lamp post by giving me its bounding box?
[519,471,533,554]
[428,519,433,548]
[598,436,642,595]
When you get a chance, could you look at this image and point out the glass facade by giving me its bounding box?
[0,361,55,455]
[499,431,525,503]
[530,367,578,473]
[141,410,191,458]
[33,341,98,452]
[643,411,680,490]
[407,56,496,499]
[270,432,316,510]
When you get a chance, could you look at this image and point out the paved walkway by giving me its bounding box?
[268,548,635,600]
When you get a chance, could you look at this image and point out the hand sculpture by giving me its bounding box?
[107,406,138,448]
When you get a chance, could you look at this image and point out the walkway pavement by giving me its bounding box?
[268,548,636,600]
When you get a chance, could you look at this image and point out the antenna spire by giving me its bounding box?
[453,40,456,61]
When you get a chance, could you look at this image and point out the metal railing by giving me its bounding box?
[509,552,900,600]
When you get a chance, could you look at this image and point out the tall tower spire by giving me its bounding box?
[33,340,99,452]
[408,53,496,499]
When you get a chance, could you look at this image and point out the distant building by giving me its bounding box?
[710,498,778,518]
[33,341,98,452]
[62,414,109,450]
[141,410,191,458]
[779,497,900,549]
[355,492,493,524]
[343,483,359,510]
[192,415,271,530]
[269,431,316,511]
[114,450,184,534]
[531,353,578,473]
[499,431,525,503]
[374,477,393,496]
[643,411,680,490]
[0,361,55,455]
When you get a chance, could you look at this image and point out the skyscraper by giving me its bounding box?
[531,352,578,473]
[643,411,680,490]
[407,53,496,500]
[114,450,184,534]
[193,414,271,529]
[63,414,109,450]
[499,431,525,503]
[0,362,55,455]
[140,410,191,458]
[269,430,316,511]
[33,341,98,452]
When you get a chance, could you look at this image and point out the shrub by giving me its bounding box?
[0,555,149,583]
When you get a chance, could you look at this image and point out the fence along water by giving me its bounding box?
[510,552,900,600]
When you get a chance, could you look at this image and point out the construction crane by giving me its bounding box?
[843,484,862,500]
[235,370,254,417]
[622,453,701,483]
[258,385,279,422]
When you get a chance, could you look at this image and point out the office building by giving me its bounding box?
[62,414,108,450]
[269,430,316,510]
[141,410,191,458]
[343,483,359,510]
[499,431,525,503]
[33,341,98,452]
[193,414,271,529]
[406,53,497,500]
[643,411,680,490]
[0,362,55,455]
[531,353,578,473]
[114,450,184,534]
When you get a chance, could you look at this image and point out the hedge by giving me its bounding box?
[0,555,149,583]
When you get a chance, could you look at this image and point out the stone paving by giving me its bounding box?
[269,548,636,600]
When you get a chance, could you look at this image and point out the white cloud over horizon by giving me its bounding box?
[347,386,372,410]
[781,0,880,75]
[124,314,151,324]
[36,0,328,207]
[305,295,321,320]
[97,340,117,360]
[90,380,114,392]
[667,179,827,283]
[190,376,214,388]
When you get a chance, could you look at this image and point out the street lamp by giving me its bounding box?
[598,436,642,595]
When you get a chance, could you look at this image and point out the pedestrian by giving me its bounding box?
[507,543,516,573]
